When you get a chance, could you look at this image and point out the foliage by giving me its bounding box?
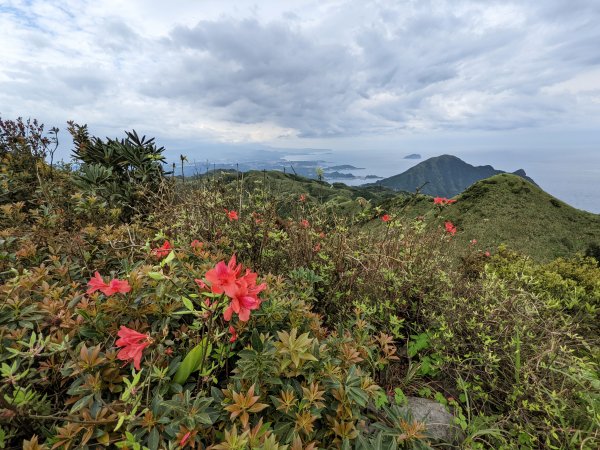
[68,122,170,220]
[0,119,598,449]
[0,116,58,207]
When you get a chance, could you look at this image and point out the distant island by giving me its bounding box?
[326,171,382,180]
[325,164,365,170]
[404,153,421,159]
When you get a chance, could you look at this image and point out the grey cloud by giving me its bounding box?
[142,18,358,136]
[1,0,599,142]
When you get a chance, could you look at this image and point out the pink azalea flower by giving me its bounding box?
[444,221,457,236]
[87,272,131,296]
[205,255,242,297]
[115,326,152,370]
[151,240,172,259]
[105,279,131,296]
[87,272,108,295]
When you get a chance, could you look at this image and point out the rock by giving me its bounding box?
[400,396,463,444]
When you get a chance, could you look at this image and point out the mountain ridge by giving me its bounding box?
[375,154,536,197]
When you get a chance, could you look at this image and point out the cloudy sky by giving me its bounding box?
[1,0,599,162]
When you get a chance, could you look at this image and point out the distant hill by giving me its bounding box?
[190,169,397,215]
[440,174,600,261]
[375,154,536,197]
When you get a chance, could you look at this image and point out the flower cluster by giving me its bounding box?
[445,221,457,235]
[381,214,391,222]
[87,272,131,296]
[152,240,172,259]
[115,326,153,370]
[433,197,457,206]
[202,255,266,322]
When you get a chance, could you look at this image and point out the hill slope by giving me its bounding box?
[375,154,536,197]
[442,173,600,260]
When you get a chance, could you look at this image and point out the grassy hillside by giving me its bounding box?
[375,154,535,197]
[198,170,600,261]
[189,169,398,215]
[441,173,600,260]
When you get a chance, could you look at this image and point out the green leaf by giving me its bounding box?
[147,428,159,450]
[160,250,176,267]
[70,393,93,414]
[147,271,166,281]
[173,338,212,385]
[181,297,194,312]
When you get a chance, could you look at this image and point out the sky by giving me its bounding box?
[1,0,599,166]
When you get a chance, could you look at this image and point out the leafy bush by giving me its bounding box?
[68,122,170,220]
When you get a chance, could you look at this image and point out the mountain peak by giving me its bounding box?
[376,155,535,197]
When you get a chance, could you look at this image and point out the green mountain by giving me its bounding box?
[440,173,600,261]
[375,154,536,197]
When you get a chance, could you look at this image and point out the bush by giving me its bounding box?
[68,122,170,221]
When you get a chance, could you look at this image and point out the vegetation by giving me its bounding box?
[0,119,598,449]
[442,174,600,261]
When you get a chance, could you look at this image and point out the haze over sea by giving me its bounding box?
[284,148,600,214]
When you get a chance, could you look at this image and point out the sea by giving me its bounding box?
[284,148,600,214]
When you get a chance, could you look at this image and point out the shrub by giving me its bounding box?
[68,122,170,220]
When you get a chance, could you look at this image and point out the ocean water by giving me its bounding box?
[285,149,600,214]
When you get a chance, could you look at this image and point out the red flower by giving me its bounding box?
[152,241,172,259]
[204,256,266,322]
[190,240,203,249]
[105,279,131,295]
[444,221,457,236]
[381,214,391,222]
[300,219,310,228]
[87,272,108,295]
[223,276,266,322]
[87,272,130,296]
[115,326,152,370]
[470,239,477,245]
[227,210,239,221]
[484,251,490,257]
[229,325,237,343]
[313,243,321,252]
[434,197,457,206]
[299,194,307,202]
[205,255,242,297]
